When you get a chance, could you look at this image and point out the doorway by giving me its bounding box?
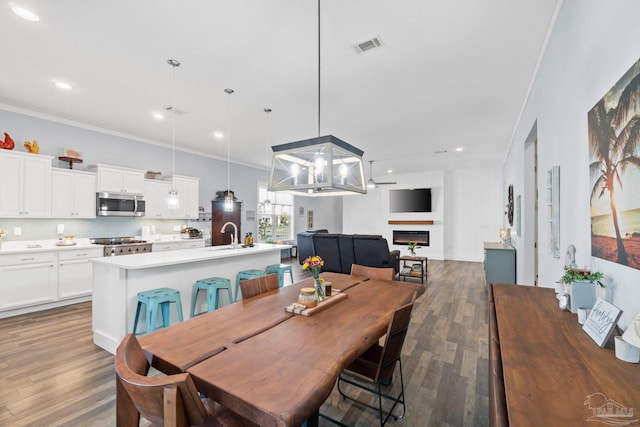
[524,123,538,286]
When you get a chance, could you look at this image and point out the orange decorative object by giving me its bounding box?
[0,132,15,150]
[24,140,39,153]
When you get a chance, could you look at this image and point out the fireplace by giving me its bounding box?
[393,230,429,246]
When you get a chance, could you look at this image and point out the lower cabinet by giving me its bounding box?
[0,252,57,310]
[152,240,205,252]
[483,242,516,289]
[58,248,104,299]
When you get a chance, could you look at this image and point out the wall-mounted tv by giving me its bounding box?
[389,188,432,213]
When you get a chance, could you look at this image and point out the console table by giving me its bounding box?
[489,283,640,426]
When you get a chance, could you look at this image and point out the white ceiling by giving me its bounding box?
[0,0,560,178]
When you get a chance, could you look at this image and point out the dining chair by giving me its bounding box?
[115,333,256,427]
[350,264,396,281]
[239,273,280,300]
[336,297,416,426]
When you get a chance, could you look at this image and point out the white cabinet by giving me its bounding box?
[0,151,52,218]
[51,169,97,218]
[90,164,145,194]
[143,179,171,218]
[0,252,56,310]
[179,240,205,250]
[166,175,199,219]
[58,248,103,299]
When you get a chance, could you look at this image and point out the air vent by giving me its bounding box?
[434,150,448,154]
[165,106,187,115]
[355,37,383,53]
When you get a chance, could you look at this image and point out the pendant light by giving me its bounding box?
[268,0,366,196]
[167,59,180,209]
[224,88,234,212]
[263,107,272,213]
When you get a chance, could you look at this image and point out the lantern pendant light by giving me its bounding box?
[167,59,181,209]
[224,88,234,212]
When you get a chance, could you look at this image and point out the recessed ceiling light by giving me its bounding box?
[53,81,72,90]
[387,169,393,174]
[212,131,224,140]
[152,112,165,120]
[455,147,464,152]
[12,6,39,21]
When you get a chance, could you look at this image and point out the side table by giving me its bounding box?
[398,255,427,284]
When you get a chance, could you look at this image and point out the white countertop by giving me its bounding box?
[91,243,291,270]
[0,238,100,255]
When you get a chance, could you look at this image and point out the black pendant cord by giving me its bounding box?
[317,0,321,137]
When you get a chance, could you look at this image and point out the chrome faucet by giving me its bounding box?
[220,222,239,248]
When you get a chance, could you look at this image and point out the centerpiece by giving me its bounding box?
[302,255,325,301]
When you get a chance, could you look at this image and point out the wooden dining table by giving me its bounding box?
[120,272,423,427]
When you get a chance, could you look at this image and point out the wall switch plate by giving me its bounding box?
[14,227,22,236]
[57,224,65,235]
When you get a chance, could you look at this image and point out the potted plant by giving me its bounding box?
[558,266,605,314]
[407,241,420,256]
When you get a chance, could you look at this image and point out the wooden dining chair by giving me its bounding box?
[336,297,416,426]
[115,333,256,427]
[239,273,279,300]
[350,264,396,281]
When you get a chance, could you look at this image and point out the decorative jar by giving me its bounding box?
[298,288,317,308]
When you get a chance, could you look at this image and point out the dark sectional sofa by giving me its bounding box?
[297,230,400,274]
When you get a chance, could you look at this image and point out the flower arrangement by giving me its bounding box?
[302,255,325,300]
[559,266,605,288]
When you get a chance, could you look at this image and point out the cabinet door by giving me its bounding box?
[144,180,171,218]
[211,201,242,245]
[169,177,199,219]
[58,259,93,298]
[73,173,96,218]
[122,170,144,194]
[22,155,52,217]
[99,167,125,192]
[51,170,74,216]
[0,154,22,216]
[0,262,56,310]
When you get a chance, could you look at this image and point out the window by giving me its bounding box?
[257,185,294,243]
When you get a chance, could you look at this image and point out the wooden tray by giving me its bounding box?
[285,292,348,316]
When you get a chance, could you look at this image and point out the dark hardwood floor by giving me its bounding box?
[0,259,489,426]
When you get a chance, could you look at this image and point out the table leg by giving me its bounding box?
[306,408,319,427]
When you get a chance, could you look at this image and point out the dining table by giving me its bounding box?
[119,272,423,427]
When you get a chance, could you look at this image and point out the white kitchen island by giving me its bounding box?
[91,243,289,354]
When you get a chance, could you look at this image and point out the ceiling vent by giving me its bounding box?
[165,106,187,115]
[355,37,383,53]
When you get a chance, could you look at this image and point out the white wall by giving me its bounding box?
[343,168,502,262]
[504,0,640,328]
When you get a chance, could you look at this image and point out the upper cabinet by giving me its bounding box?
[89,164,145,194]
[0,150,52,218]
[51,169,96,218]
[143,179,171,219]
[166,175,199,219]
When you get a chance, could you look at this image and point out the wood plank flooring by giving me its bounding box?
[0,260,489,426]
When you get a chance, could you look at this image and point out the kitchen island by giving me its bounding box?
[91,243,289,354]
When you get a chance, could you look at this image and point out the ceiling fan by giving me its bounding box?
[367,160,397,188]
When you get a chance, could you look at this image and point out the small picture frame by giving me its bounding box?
[307,210,313,229]
[299,206,305,216]
[582,298,622,348]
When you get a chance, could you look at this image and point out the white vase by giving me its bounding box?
[568,281,596,314]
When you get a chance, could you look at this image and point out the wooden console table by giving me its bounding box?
[489,283,640,426]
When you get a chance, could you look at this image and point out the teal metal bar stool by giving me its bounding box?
[235,269,266,301]
[191,277,233,317]
[265,263,294,288]
[133,287,184,335]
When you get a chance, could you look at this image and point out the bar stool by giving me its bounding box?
[265,263,294,288]
[191,277,233,317]
[235,269,266,300]
[133,287,184,335]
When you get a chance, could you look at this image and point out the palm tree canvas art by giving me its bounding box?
[589,58,640,270]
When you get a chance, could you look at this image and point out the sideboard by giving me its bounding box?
[483,242,516,289]
[489,283,640,426]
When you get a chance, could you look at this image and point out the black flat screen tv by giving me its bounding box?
[389,188,432,213]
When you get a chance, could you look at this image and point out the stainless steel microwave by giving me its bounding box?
[96,192,145,217]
